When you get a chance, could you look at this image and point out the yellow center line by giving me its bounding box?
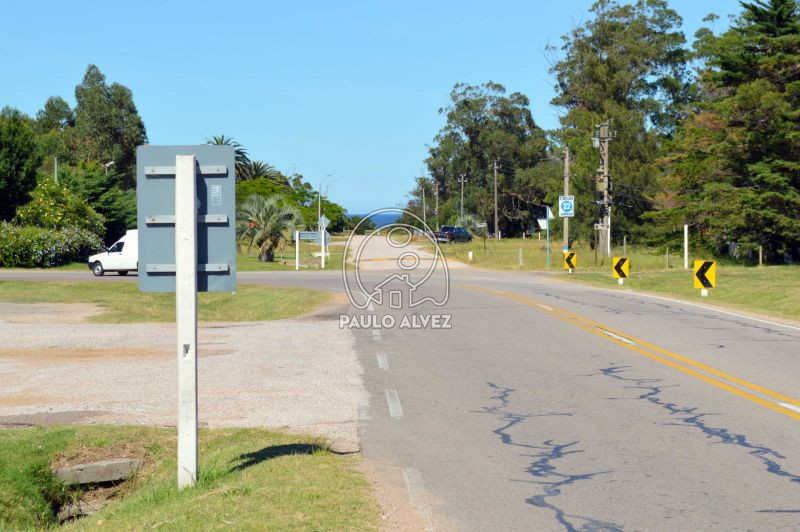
[463,284,800,421]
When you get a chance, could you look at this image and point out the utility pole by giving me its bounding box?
[593,120,614,256]
[493,159,499,241]
[421,180,427,228]
[562,147,569,252]
[457,173,468,224]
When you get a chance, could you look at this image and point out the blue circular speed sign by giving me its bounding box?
[560,199,573,214]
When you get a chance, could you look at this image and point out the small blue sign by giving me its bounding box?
[559,195,575,218]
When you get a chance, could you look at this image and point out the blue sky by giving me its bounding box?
[1,1,737,213]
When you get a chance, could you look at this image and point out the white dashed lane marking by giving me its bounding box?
[376,352,389,369]
[385,389,404,418]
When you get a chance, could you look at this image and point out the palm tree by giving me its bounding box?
[246,160,278,180]
[236,194,304,262]
[206,135,251,181]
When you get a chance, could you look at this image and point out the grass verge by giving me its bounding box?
[561,266,800,322]
[422,237,799,322]
[0,281,331,323]
[0,425,377,530]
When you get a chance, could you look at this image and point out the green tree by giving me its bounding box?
[419,82,550,236]
[655,0,800,261]
[0,108,40,221]
[14,177,105,237]
[236,194,304,261]
[549,0,690,242]
[73,65,147,188]
[60,161,136,243]
[347,214,376,234]
[206,135,251,181]
[35,96,74,134]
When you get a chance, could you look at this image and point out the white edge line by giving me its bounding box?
[537,303,554,311]
[575,283,800,333]
[402,468,434,530]
[385,389,404,418]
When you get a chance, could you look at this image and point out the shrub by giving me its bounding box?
[0,222,103,268]
[13,177,105,237]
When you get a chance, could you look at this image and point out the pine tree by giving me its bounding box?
[656,0,800,261]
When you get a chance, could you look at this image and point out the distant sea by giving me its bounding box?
[351,211,402,228]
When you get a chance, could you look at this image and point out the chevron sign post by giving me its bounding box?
[563,251,576,272]
[612,257,629,285]
[693,260,716,297]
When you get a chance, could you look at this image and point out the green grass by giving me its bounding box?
[0,281,331,323]
[424,237,800,322]
[1,243,347,273]
[0,425,378,531]
[236,245,346,272]
[426,237,703,272]
[564,266,800,322]
[0,261,89,271]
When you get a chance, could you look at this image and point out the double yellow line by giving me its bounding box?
[466,285,800,421]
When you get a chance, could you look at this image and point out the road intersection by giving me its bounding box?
[3,258,800,529]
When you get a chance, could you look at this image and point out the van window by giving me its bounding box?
[108,242,125,253]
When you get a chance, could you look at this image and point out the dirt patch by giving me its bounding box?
[53,440,155,471]
[0,392,55,407]
[0,302,103,324]
[358,458,459,532]
[0,347,169,363]
[303,291,350,319]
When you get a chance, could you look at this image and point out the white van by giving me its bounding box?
[88,229,138,276]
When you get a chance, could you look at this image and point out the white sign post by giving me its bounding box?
[175,155,198,489]
[295,230,300,271]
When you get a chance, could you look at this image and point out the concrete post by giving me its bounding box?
[684,224,689,269]
[175,154,198,489]
[295,231,300,271]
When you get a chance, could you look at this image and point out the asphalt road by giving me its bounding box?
[4,266,800,530]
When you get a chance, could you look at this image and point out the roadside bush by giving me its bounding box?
[0,222,103,267]
[13,177,105,237]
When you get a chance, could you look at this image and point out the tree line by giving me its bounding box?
[0,64,350,266]
[405,0,800,263]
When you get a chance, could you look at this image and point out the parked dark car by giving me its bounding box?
[434,226,473,243]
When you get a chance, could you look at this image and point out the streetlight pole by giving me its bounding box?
[318,174,332,229]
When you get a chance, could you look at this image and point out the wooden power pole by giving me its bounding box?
[457,173,468,224]
[594,120,614,256]
[493,159,500,241]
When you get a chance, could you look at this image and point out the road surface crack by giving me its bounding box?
[596,365,800,488]
[474,382,622,532]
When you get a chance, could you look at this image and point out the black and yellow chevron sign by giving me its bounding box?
[612,257,629,279]
[693,260,716,289]
[563,251,576,270]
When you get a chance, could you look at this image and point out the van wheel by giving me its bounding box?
[118,270,128,276]
[92,262,105,276]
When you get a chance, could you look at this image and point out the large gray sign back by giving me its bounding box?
[136,145,236,292]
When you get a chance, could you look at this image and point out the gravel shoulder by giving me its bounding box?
[0,299,367,453]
